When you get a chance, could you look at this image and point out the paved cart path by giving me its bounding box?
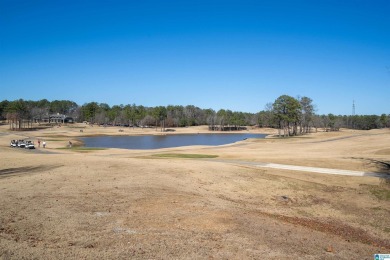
[209,159,389,178]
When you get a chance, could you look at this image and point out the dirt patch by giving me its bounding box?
[258,211,390,249]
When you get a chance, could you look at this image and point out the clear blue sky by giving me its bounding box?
[1,0,389,115]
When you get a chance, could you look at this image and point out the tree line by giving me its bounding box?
[257,95,389,134]
[1,97,389,133]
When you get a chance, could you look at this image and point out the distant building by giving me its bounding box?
[34,113,74,124]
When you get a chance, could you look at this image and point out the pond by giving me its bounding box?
[80,133,267,150]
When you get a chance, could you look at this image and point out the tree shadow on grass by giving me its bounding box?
[353,157,390,187]
[0,165,63,178]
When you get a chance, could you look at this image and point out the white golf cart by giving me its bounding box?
[25,140,35,149]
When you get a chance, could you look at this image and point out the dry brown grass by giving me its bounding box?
[0,124,389,259]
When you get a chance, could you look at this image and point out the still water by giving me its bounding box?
[80,133,267,150]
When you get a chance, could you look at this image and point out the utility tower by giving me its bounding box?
[351,100,355,129]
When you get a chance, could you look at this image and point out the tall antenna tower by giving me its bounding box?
[352,100,355,116]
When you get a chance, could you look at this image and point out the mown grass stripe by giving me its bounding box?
[153,153,218,159]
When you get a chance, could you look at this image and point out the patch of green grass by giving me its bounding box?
[153,153,218,159]
[369,187,390,201]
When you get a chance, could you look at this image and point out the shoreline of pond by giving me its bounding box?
[79,133,268,150]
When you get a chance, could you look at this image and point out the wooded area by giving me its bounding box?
[0,97,389,134]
